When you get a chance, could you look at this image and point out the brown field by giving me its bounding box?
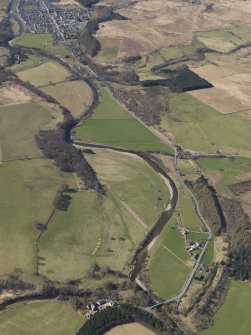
[188,49,251,114]
[0,81,42,107]
[95,0,197,59]
[94,0,251,65]
[41,80,93,117]
[239,190,251,218]
[105,323,156,335]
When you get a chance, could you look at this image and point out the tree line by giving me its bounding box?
[36,110,104,194]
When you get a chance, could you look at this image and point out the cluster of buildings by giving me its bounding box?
[84,299,115,320]
[186,239,201,260]
[18,0,88,38]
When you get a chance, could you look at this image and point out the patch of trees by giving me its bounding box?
[77,0,100,8]
[160,65,213,92]
[185,176,225,235]
[141,66,212,91]
[185,263,218,316]
[123,55,142,63]
[54,185,77,211]
[0,17,14,46]
[0,273,34,292]
[113,86,168,126]
[0,67,15,83]
[78,6,127,57]
[228,179,251,196]
[220,197,251,280]
[76,304,183,335]
[36,111,104,194]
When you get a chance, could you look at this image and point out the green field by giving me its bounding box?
[0,159,74,276]
[76,83,173,153]
[148,217,191,299]
[149,244,190,299]
[15,33,70,57]
[0,102,57,161]
[178,195,203,230]
[0,300,83,335]
[196,157,251,193]
[162,93,251,155]
[39,150,170,282]
[18,61,71,87]
[200,281,251,335]
[202,238,214,266]
[41,80,93,118]
[87,150,170,226]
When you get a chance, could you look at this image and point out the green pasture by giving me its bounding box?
[148,215,191,299]
[178,159,198,175]
[149,245,190,299]
[39,150,170,282]
[196,157,251,193]
[0,159,74,276]
[76,82,173,153]
[18,60,70,87]
[0,300,83,335]
[15,33,53,48]
[0,102,55,161]
[39,190,146,283]
[87,150,170,227]
[202,238,214,266]
[162,93,251,156]
[178,195,202,230]
[200,281,251,335]
[15,33,70,57]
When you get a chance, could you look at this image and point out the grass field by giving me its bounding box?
[0,159,74,276]
[162,93,251,155]
[0,300,83,335]
[18,61,71,87]
[87,150,170,227]
[0,102,59,161]
[106,323,156,335]
[178,195,203,230]
[41,80,93,117]
[39,150,170,282]
[200,281,251,335]
[149,243,190,299]
[76,83,172,153]
[15,33,70,57]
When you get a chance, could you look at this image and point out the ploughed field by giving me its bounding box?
[105,322,157,335]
